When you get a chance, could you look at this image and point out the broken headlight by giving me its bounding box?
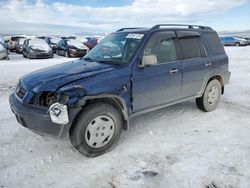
[49,102,69,125]
[39,92,59,107]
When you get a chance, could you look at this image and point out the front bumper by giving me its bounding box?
[30,51,53,59]
[9,93,81,138]
[0,51,8,59]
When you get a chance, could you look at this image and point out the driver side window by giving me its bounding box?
[143,32,177,64]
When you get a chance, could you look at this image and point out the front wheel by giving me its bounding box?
[235,42,240,46]
[196,79,222,112]
[70,103,123,157]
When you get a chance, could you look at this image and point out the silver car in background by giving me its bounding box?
[0,43,8,60]
[23,38,53,59]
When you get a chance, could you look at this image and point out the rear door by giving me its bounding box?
[177,31,210,98]
[132,31,182,112]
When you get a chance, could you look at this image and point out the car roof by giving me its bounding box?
[116,25,214,35]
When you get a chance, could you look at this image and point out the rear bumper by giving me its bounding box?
[9,93,81,138]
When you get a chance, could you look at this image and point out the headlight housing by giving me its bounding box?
[39,92,59,107]
[29,47,35,52]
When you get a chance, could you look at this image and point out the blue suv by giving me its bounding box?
[220,36,248,46]
[9,24,231,157]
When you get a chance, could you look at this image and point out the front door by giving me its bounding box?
[132,31,182,112]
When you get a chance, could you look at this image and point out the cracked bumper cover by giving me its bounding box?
[9,93,82,138]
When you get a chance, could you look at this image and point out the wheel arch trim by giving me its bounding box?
[77,94,130,131]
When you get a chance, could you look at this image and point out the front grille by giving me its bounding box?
[16,84,27,99]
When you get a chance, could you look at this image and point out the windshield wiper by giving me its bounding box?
[83,57,96,62]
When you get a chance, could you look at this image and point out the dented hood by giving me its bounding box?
[21,59,115,92]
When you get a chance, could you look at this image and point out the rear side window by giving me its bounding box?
[144,32,177,64]
[203,32,225,55]
[179,37,206,59]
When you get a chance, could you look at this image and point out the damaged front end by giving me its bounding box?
[9,82,85,138]
[37,85,87,125]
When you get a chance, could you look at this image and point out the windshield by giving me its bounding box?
[84,32,144,65]
[29,39,50,51]
[50,37,60,44]
[67,39,87,49]
[18,38,25,45]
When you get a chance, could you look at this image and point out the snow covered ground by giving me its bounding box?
[0,47,250,188]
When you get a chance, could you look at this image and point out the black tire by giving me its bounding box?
[235,42,240,46]
[70,103,123,157]
[196,79,222,112]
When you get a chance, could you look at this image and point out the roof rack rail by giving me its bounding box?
[117,27,147,32]
[150,24,212,30]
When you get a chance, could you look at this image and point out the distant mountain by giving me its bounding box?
[0,20,99,36]
[219,30,250,38]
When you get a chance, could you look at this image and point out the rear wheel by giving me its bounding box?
[196,79,222,112]
[70,103,123,157]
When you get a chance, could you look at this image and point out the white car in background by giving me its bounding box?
[234,37,248,46]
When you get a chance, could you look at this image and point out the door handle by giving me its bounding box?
[205,62,212,67]
[169,69,179,74]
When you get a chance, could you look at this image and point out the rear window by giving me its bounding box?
[179,37,206,59]
[11,37,22,41]
[18,38,25,44]
[203,32,225,55]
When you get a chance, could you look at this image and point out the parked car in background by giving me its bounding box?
[244,37,250,45]
[15,38,26,54]
[49,36,61,53]
[57,39,88,58]
[0,43,8,60]
[84,37,98,50]
[9,24,231,157]
[23,39,53,59]
[37,36,61,53]
[67,36,76,39]
[0,36,8,50]
[8,36,25,51]
[220,36,248,46]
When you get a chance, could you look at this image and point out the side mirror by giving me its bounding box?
[140,55,157,67]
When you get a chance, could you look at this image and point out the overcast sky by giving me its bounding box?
[0,0,249,35]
